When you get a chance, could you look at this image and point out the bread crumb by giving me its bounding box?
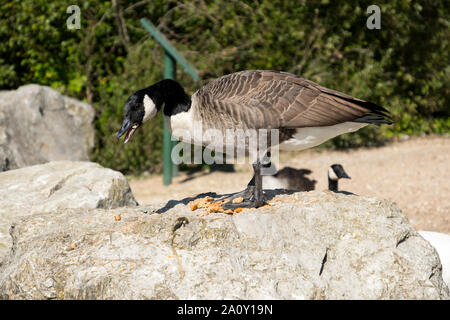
[188,196,247,215]
[232,197,244,204]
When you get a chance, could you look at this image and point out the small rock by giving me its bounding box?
[0,84,95,171]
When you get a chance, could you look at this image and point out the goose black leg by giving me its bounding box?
[251,159,266,207]
[221,158,266,209]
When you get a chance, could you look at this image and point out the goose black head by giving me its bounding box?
[117,79,189,144]
[328,164,351,181]
[116,87,162,144]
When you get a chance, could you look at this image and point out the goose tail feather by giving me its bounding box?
[353,114,393,125]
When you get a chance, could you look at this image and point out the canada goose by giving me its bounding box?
[328,164,351,192]
[117,70,391,208]
[263,166,317,191]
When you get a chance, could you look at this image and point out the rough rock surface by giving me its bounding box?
[0,191,448,300]
[0,161,138,257]
[0,84,95,171]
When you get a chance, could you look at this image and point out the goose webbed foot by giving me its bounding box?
[217,155,268,210]
[214,185,266,209]
[216,186,255,203]
[221,197,266,210]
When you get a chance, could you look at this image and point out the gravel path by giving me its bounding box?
[129,136,450,233]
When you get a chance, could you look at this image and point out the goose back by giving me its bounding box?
[193,70,390,133]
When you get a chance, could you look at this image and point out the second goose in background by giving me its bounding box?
[328,164,351,192]
[263,167,317,191]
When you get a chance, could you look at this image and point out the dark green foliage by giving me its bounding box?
[1,0,448,174]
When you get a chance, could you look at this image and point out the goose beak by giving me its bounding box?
[341,171,351,179]
[117,120,139,144]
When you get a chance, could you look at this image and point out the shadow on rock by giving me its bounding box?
[155,189,297,214]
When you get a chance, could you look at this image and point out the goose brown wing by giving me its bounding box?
[195,70,391,129]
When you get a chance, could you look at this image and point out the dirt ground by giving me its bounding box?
[128,136,450,233]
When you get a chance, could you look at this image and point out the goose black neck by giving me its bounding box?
[328,178,338,192]
[147,79,191,116]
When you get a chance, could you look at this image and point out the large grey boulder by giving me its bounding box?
[0,84,95,171]
[0,161,138,257]
[0,191,447,300]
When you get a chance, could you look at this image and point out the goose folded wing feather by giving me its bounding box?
[195,70,388,131]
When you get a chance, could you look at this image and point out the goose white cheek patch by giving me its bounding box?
[328,167,338,181]
[143,94,157,122]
